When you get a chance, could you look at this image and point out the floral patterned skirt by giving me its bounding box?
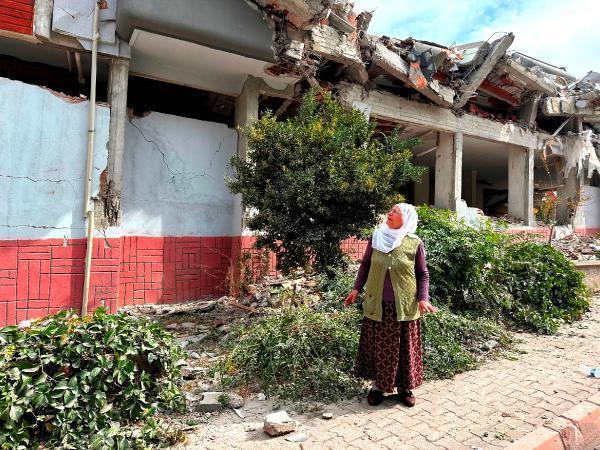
[354,301,424,393]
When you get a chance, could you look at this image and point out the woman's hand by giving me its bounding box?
[418,300,438,315]
[344,290,359,307]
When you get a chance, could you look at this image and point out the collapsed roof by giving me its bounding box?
[246,0,600,130]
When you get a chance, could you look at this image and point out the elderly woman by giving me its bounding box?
[344,203,437,407]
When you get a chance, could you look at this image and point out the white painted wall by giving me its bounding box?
[0,77,109,239]
[581,185,600,229]
[121,112,237,236]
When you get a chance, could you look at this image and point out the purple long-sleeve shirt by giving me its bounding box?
[353,238,430,302]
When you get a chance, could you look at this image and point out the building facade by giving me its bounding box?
[0,0,598,325]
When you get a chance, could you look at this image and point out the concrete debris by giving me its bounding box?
[264,410,296,436]
[187,392,224,413]
[553,233,600,261]
[286,432,308,442]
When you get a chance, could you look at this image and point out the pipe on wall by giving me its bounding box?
[82,0,100,317]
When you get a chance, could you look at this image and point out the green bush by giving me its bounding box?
[220,306,363,402]
[228,89,424,275]
[502,241,590,333]
[422,309,512,380]
[0,309,185,449]
[416,206,513,317]
[416,205,590,333]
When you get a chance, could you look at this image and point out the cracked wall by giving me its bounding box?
[0,77,109,239]
[121,112,238,237]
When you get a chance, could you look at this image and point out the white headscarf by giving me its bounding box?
[371,203,418,253]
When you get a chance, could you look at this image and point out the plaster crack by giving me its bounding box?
[0,173,79,198]
[128,119,182,181]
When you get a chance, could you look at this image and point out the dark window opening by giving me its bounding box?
[0,52,108,102]
[127,76,235,126]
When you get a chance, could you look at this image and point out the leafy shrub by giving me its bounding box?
[219,306,363,402]
[416,206,589,333]
[502,241,590,333]
[316,265,357,311]
[0,309,185,449]
[422,308,512,380]
[416,206,513,317]
[228,89,424,275]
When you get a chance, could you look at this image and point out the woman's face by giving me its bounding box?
[386,205,404,229]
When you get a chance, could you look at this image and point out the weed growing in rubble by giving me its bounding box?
[228,88,424,275]
[219,306,363,402]
[421,308,513,379]
[0,309,185,449]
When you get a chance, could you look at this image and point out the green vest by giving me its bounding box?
[362,234,421,322]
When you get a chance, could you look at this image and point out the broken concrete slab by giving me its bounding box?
[370,40,455,107]
[188,392,225,413]
[264,410,296,436]
[454,33,515,109]
[497,57,557,95]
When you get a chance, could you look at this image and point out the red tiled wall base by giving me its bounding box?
[0,236,233,326]
[0,0,34,35]
[1,229,596,326]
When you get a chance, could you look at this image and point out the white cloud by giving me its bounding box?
[353,0,599,77]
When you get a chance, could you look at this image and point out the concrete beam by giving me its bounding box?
[338,82,542,148]
[33,0,53,41]
[370,41,455,107]
[104,58,129,226]
[310,24,368,84]
[454,33,515,109]
[496,58,557,95]
[508,145,534,226]
[435,132,462,210]
[542,96,600,117]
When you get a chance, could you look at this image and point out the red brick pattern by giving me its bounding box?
[0,236,234,326]
[1,230,596,326]
[0,0,34,35]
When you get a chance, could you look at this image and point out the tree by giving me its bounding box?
[228,90,424,274]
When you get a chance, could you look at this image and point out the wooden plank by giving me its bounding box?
[0,0,33,13]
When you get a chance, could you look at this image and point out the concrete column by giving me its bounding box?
[508,145,534,226]
[232,76,261,235]
[518,93,541,127]
[434,131,462,210]
[414,167,430,206]
[557,168,586,228]
[105,58,129,225]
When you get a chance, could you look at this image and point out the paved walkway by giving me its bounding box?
[177,300,600,449]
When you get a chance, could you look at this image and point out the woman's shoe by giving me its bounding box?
[367,389,384,406]
[398,389,416,407]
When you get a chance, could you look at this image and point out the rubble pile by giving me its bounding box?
[553,233,600,261]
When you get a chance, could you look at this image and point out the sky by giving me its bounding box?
[352,0,599,78]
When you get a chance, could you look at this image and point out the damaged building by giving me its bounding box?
[0,0,599,325]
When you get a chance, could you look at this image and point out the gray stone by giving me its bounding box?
[256,393,267,401]
[285,433,307,442]
[165,323,178,330]
[227,393,244,409]
[189,392,224,413]
[189,351,201,359]
[322,412,333,420]
[180,322,196,328]
[263,410,295,436]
